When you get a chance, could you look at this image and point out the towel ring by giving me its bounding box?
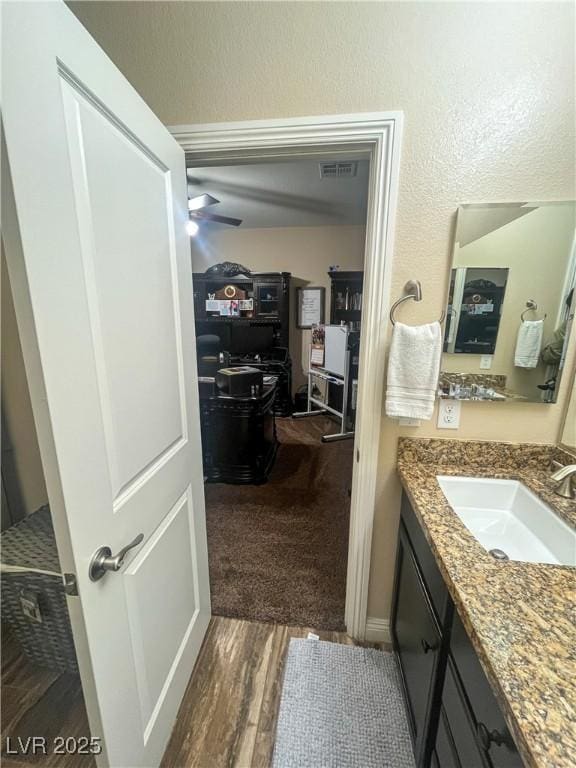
[390,280,446,326]
[521,299,547,322]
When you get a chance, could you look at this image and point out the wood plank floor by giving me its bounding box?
[1,626,94,768]
[2,617,385,768]
[160,616,380,768]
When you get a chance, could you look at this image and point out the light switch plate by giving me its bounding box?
[437,399,461,429]
[480,355,493,369]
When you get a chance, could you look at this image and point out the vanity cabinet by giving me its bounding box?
[391,492,524,768]
[449,613,522,768]
[394,523,442,757]
[438,660,489,768]
[433,706,460,768]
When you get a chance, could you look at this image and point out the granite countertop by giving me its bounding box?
[396,438,576,768]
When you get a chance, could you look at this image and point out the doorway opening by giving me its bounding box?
[187,156,369,629]
[174,111,403,640]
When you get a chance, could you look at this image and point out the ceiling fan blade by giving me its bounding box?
[192,210,243,227]
[188,193,220,211]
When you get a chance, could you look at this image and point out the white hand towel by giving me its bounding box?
[514,320,543,368]
[386,321,442,420]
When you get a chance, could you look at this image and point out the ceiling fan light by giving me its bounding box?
[186,220,199,237]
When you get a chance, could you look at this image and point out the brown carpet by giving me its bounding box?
[205,417,352,631]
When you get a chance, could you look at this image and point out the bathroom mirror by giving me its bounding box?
[441,202,576,403]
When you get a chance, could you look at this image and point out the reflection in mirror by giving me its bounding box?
[444,267,509,355]
[441,202,576,404]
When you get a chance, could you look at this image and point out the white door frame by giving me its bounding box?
[169,112,403,640]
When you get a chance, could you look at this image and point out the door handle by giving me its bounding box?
[89,534,144,582]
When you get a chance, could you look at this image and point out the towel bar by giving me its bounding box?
[521,299,547,322]
[390,280,446,325]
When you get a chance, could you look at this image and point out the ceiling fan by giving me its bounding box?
[187,193,243,229]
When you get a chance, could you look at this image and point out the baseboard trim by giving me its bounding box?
[365,616,391,644]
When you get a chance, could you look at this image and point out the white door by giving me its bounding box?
[2,2,211,766]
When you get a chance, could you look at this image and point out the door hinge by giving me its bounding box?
[63,573,78,596]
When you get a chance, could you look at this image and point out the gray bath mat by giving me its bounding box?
[272,639,415,768]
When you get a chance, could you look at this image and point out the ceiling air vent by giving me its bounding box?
[319,161,358,179]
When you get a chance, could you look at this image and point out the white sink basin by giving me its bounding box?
[436,476,576,566]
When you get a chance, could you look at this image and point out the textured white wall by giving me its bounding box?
[68,0,576,621]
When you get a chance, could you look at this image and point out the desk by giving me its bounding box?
[199,379,278,484]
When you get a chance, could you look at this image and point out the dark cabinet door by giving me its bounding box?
[392,496,524,768]
[400,493,449,624]
[392,522,441,761]
[450,614,523,768]
[442,660,490,768]
[435,708,461,768]
[255,283,280,317]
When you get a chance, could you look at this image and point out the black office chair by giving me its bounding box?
[196,334,223,378]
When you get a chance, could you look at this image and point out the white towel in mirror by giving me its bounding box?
[514,320,544,368]
[386,321,442,420]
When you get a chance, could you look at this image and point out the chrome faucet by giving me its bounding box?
[550,464,576,500]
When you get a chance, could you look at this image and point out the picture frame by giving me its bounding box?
[296,286,325,329]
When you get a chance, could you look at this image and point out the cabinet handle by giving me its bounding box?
[420,638,437,654]
[477,722,507,751]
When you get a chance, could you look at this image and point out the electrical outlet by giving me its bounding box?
[437,399,461,429]
[480,355,493,370]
